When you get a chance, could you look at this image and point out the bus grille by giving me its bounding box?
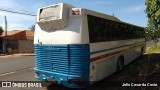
[34,44,89,76]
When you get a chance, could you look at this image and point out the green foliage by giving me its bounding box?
[145,0,160,41]
[0,26,3,35]
[29,25,35,31]
[145,25,158,41]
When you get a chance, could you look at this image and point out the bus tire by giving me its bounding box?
[117,57,124,72]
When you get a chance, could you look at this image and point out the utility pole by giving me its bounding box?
[3,16,7,53]
[5,16,7,37]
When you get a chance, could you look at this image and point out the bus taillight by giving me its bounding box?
[35,72,38,77]
[70,78,86,85]
[48,78,56,83]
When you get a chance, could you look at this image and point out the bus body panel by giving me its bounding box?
[34,17,82,44]
[34,3,146,88]
[34,4,90,88]
[89,40,145,82]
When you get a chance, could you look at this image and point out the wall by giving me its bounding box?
[6,40,18,54]
[18,40,34,53]
[0,38,3,53]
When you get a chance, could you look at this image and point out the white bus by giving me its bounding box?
[34,3,146,88]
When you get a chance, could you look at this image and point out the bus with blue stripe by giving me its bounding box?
[34,3,146,88]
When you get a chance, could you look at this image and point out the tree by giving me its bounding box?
[29,25,35,31]
[145,0,160,42]
[0,26,3,35]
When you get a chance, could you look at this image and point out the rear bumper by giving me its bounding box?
[34,68,89,88]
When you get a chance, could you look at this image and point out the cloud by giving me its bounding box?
[90,0,115,4]
[8,23,27,30]
[131,4,145,12]
[121,4,145,13]
[0,0,36,30]
[0,23,28,31]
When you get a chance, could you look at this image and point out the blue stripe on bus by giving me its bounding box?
[90,44,130,55]
[90,42,145,55]
[90,42,145,62]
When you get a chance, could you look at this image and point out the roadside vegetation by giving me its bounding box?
[0,26,3,35]
[145,0,160,42]
[146,42,160,53]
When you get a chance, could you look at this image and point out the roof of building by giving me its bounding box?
[0,30,34,40]
[26,30,34,37]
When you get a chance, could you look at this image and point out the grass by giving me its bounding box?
[146,42,160,53]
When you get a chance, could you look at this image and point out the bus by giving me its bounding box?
[34,3,146,88]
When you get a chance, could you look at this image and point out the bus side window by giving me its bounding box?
[109,21,113,41]
[114,23,118,40]
[127,26,131,39]
[88,15,145,43]
[141,28,145,38]
[97,18,101,41]
[88,15,95,43]
[105,21,110,41]
[120,25,124,39]
[102,19,107,41]
[130,26,134,39]
[94,18,99,42]
[123,25,126,39]
[117,24,121,40]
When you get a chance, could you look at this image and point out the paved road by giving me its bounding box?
[146,38,160,48]
[146,40,156,48]
[0,68,49,90]
[0,56,114,90]
[0,56,72,90]
[0,56,34,74]
[0,56,49,90]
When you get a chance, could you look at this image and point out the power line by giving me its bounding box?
[0,6,35,14]
[0,8,36,16]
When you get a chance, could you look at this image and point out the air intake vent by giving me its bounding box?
[37,3,74,31]
[39,5,61,21]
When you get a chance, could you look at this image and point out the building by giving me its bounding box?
[0,30,34,54]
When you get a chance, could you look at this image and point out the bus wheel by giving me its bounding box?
[117,57,124,72]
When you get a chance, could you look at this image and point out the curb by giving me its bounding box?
[0,54,35,58]
[13,54,35,56]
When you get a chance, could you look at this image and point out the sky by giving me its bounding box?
[0,0,148,30]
